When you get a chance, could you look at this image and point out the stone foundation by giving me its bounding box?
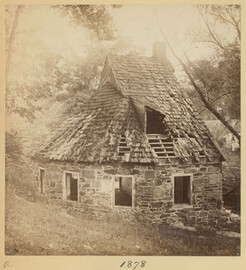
[33,160,224,227]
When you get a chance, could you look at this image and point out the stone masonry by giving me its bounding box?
[33,160,224,227]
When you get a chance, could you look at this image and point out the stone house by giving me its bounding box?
[33,42,225,226]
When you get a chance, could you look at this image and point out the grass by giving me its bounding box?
[5,185,240,256]
[158,225,240,256]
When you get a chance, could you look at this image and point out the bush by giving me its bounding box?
[6,130,23,161]
[6,158,37,201]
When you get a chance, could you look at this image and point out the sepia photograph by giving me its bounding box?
[4,3,241,258]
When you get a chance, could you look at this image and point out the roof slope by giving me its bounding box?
[35,83,157,163]
[35,53,223,163]
[102,54,222,161]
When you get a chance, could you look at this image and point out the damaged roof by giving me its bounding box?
[34,53,223,163]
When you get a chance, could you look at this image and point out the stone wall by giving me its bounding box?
[33,160,223,226]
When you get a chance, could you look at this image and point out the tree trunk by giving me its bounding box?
[6,5,23,82]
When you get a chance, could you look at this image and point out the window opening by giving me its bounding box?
[174,176,191,204]
[65,172,78,201]
[114,176,132,207]
[39,168,45,194]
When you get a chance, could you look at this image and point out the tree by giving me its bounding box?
[197,5,240,48]
[155,4,240,142]
[5,130,23,161]
[5,5,142,154]
[5,5,119,121]
[56,5,116,40]
[188,42,240,119]
[6,5,24,82]
[192,5,240,120]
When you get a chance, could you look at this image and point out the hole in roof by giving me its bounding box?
[146,108,166,135]
[147,134,175,159]
[118,135,131,157]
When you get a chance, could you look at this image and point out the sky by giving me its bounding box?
[6,4,238,72]
[112,5,205,59]
[111,5,237,64]
[7,6,91,60]
[7,5,227,68]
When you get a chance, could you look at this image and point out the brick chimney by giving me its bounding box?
[153,42,166,61]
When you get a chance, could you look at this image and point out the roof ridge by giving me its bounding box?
[106,56,127,97]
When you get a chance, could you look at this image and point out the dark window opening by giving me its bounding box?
[39,169,45,194]
[174,176,191,204]
[65,173,78,201]
[114,176,132,207]
[146,108,165,134]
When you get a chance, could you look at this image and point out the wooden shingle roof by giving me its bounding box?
[35,83,157,163]
[34,53,223,163]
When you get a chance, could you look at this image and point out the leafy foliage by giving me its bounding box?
[5,5,137,122]
[56,5,115,40]
[180,5,240,125]
[188,41,240,119]
[6,131,23,161]
[5,5,142,155]
[5,5,117,121]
